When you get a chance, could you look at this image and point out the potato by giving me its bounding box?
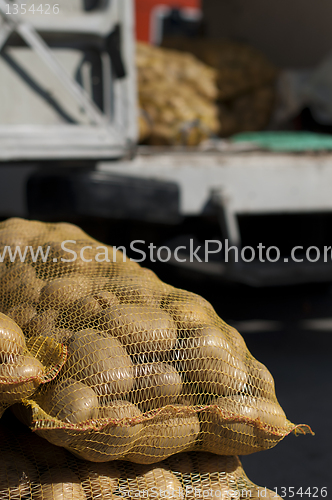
[0,264,43,307]
[0,228,28,247]
[26,309,59,337]
[0,230,29,266]
[165,452,194,474]
[226,325,247,353]
[132,362,183,411]
[68,292,120,329]
[177,328,248,396]
[247,358,276,400]
[194,452,242,476]
[35,379,99,449]
[200,394,260,455]
[127,407,200,464]
[79,462,120,500]
[200,394,287,455]
[38,327,74,344]
[110,269,166,306]
[126,465,184,500]
[0,219,45,268]
[5,304,37,329]
[101,304,177,357]
[71,296,104,322]
[41,378,99,424]
[28,276,45,304]
[26,312,73,344]
[72,400,143,461]
[99,398,142,419]
[186,476,230,500]
[67,329,134,397]
[0,452,36,500]
[34,468,86,500]
[0,217,44,238]
[163,291,216,331]
[176,383,209,407]
[257,398,287,429]
[39,276,94,309]
[0,312,26,361]
[94,290,120,308]
[2,262,36,281]
[40,240,115,277]
[0,355,45,404]
[189,456,249,500]
[87,276,111,294]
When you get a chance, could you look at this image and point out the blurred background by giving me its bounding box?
[0,0,331,495]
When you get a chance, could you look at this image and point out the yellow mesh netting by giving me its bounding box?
[0,412,282,500]
[161,38,277,137]
[0,311,66,417]
[0,218,311,464]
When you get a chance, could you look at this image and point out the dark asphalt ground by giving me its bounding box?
[152,264,332,499]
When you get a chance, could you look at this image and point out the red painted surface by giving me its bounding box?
[135,0,201,42]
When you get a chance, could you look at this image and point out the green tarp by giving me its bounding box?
[232,131,332,152]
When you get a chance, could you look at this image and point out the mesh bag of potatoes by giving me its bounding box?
[137,42,220,145]
[217,86,276,137]
[162,38,278,137]
[0,311,66,417]
[0,412,283,500]
[0,218,311,464]
[161,38,277,101]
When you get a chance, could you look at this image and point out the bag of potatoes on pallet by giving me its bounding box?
[0,414,282,500]
[0,311,66,417]
[0,218,311,463]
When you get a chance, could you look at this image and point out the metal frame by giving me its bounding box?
[0,0,137,160]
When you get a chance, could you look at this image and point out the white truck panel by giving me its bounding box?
[98,152,332,216]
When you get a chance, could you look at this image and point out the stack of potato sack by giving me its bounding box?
[162,38,278,137]
[136,42,220,145]
[0,218,310,499]
[0,412,282,500]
